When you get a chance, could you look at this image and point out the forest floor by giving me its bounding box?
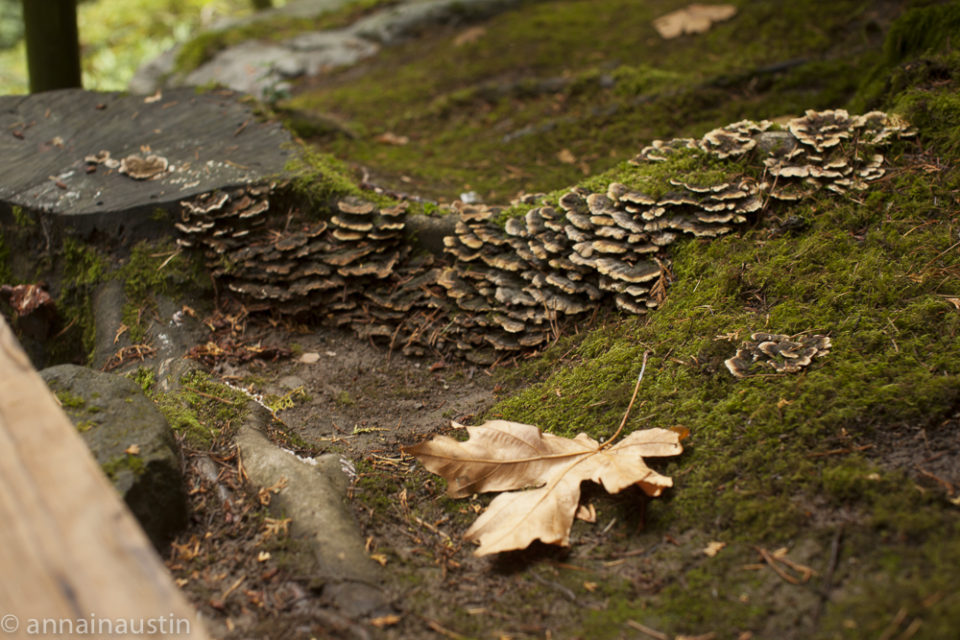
[4,0,960,638]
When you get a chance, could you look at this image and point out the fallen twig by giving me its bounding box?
[626,619,669,640]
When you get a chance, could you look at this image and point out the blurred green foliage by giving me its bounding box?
[0,0,22,49]
[0,0,279,94]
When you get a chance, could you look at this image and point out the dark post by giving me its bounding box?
[21,0,82,92]
[252,0,272,9]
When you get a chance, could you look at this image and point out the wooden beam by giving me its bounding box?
[0,316,207,639]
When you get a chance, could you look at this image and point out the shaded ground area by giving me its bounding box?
[2,1,960,639]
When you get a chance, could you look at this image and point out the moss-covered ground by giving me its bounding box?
[284,0,910,203]
[276,2,960,637]
[467,12,959,640]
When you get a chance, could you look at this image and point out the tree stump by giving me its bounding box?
[0,88,295,241]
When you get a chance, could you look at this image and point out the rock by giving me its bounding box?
[91,279,126,370]
[235,410,391,618]
[146,296,208,366]
[182,36,379,98]
[91,278,207,375]
[157,355,203,393]
[277,374,306,390]
[350,0,520,45]
[39,364,187,550]
[129,0,363,94]
[134,0,524,97]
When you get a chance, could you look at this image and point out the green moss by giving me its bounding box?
[264,386,310,413]
[0,230,10,284]
[653,564,767,633]
[54,237,110,363]
[129,367,157,393]
[335,390,355,407]
[820,457,884,502]
[489,111,960,547]
[852,2,960,113]
[881,3,960,68]
[74,419,95,433]
[10,205,34,227]
[610,64,690,99]
[288,0,891,202]
[101,453,146,479]
[115,239,210,342]
[154,370,250,448]
[55,389,85,409]
[151,208,171,223]
[820,522,960,638]
[283,144,370,207]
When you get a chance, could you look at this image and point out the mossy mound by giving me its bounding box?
[285,0,906,203]
[481,39,960,640]
[278,2,960,637]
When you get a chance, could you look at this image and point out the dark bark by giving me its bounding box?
[21,0,82,92]
[252,0,273,10]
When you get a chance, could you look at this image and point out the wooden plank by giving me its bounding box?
[0,315,208,640]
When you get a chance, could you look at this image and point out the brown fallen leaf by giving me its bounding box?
[405,358,685,555]
[0,283,54,316]
[376,131,409,145]
[557,148,577,164]
[702,540,726,557]
[453,25,486,47]
[653,3,737,39]
[405,420,682,555]
[575,503,597,523]
[370,614,401,628]
[124,444,141,456]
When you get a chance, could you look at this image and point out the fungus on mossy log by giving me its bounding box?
[173,109,913,362]
[724,333,832,377]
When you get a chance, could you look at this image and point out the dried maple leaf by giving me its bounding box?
[653,3,737,39]
[404,420,683,556]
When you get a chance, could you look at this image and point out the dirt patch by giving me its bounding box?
[229,325,500,447]
[870,410,960,496]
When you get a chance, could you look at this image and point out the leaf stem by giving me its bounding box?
[602,351,649,449]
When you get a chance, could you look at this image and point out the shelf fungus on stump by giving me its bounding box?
[118,153,170,180]
[725,333,832,377]
[170,109,913,362]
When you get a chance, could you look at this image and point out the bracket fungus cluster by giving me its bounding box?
[172,109,913,362]
[175,186,457,356]
[637,109,913,203]
[118,153,170,180]
[724,333,832,377]
[83,150,171,180]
